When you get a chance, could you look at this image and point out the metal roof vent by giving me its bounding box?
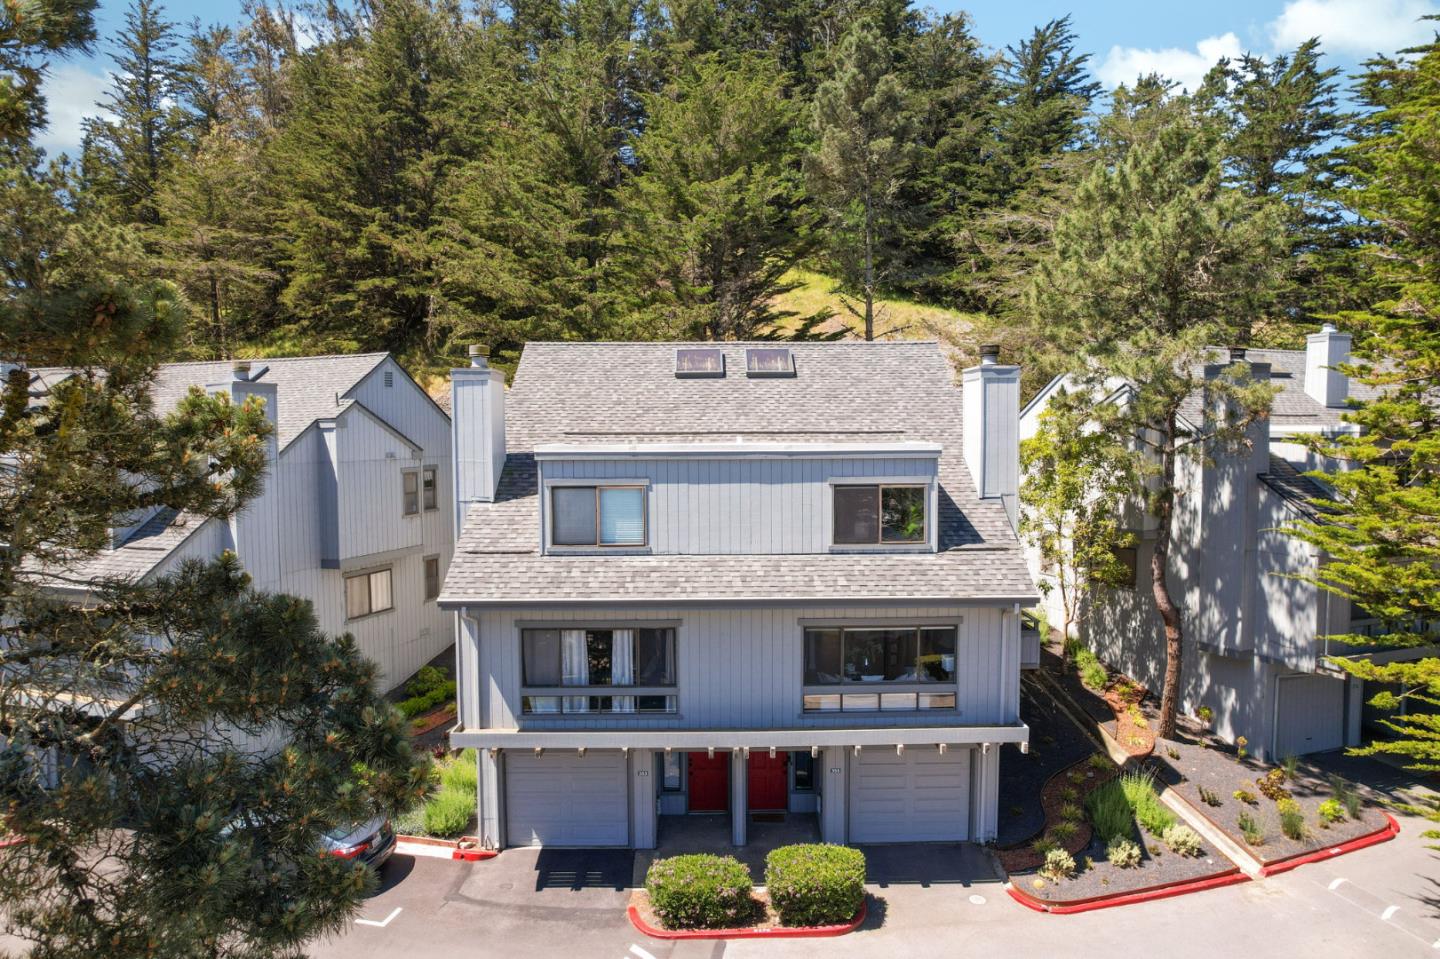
[745,347,794,378]
[675,348,725,378]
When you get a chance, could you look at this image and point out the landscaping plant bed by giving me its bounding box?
[1007,828,1241,910]
[628,889,864,940]
[998,676,1099,846]
[409,704,457,737]
[1041,645,1154,758]
[996,752,1117,870]
[1153,737,1390,867]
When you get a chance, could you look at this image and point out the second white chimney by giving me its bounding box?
[962,345,1021,532]
[1305,323,1351,408]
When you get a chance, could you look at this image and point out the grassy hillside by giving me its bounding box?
[769,268,982,345]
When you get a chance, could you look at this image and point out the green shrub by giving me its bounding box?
[1074,647,1108,691]
[764,844,866,927]
[1031,836,1057,856]
[407,665,448,697]
[1058,786,1080,803]
[1106,837,1142,868]
[1039,848,1076,881]
[1049,821,1078,842]
[1085,778,1134,844]
[1237,810,1263,846]
[423,787,473,837]
[1066,768,1087,785]
[1329,775,1363,819]
[1233,789,1257,805]
[1257,768,1290,802]
[647,854,756,930]
[1088,752,1113,771]
[1059,802,1083,822]
[398,679,457,719]
[440,751,478,793]
[1277,798,1306,840]
[1196,705,1214,724]
[1120,769,1176,836]
[1317,799,1345,825]
[1162,824,1203,857]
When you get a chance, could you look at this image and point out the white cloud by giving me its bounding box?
[35,63,111,159]
[1098,33,1245,92]
[1270,0,1438,57]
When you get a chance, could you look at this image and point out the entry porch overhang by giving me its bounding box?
[448,721,1029,751]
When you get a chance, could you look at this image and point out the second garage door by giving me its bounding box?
[1274,674,1345,757]
[848,748,970,843]
[505,750,629,847]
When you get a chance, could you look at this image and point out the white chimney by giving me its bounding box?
[451,344,507,533]
[1305,323,1351,408]
[962,345,1021,532]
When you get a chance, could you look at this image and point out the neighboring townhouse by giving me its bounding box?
[1019,324,1413,761]
[30,353,454,694]
[440,341,1037,850]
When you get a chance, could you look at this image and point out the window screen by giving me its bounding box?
[402,471,419,515]
[551,487,597,545]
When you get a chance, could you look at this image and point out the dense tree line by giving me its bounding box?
[0,0,1361,372]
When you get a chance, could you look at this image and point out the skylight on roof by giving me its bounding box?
[745,348,794,378]
[675,348,725,378]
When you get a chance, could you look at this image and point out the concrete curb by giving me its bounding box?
[1257,812,1401,877]
[627,900,866,940]
[1004,868,1249,914]
[395,834,498,862]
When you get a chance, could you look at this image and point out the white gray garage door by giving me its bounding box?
[1274,674,1345,757]
[505,750,629,847]
[848,748,969,843]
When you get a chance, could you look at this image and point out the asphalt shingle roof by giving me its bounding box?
[443,341,1038,605]
[1178,346,1380,428]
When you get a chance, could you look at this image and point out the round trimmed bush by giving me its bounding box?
[1162,824,1203,857]
[764,844,866,927]
[422,787,473,837]
[1106,837,1142,868]
[645,854,755,930]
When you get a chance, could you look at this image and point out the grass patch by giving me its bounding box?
[768,268,980,341]
[1084,778,1133,844]
[1121,769,1176,837]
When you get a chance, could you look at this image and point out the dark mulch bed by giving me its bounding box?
[1040,645,1114,727]
[1040,642,1159,758]
[1011,823,1236,904]
[1152,736,1387,865]
[997,674,1098,846]
[996,757,1117,870]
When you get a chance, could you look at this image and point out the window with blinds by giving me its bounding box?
[550,486,647,547]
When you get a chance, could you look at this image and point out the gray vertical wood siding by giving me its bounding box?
[541,455,939,554]
[461,602,1018,732]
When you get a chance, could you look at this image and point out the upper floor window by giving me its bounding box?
[402,470,420,516]
[345,568,393,619]
[551,485,646,547]
[422,466,438,511]
[520,627,676,715]
[833,484,927,545]
[424,555,440,601]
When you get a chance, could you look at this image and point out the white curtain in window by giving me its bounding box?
[561,629,589,713]
[599,488,645,545]
[611,629,635,713]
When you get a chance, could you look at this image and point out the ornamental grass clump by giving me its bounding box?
[647,854,757,929]
[1120,769,1176,836]
[422,787,473,837]
[1085,778,1133,844]
[764,844,866,927]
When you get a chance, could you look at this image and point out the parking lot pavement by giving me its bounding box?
[310,815,1440,959]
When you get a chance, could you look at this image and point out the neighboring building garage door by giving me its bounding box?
[505,750,629,847]
[848,748,969,843]
[1274,674,1345,757]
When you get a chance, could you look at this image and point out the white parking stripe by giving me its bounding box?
[1327,877,1347,891]
[628,945,657,959]
[355,907,402,928]
[1382,905,1400,921]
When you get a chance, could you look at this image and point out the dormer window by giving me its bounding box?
[551,485,647,547]
[833,484,927,545]
[675,348,724,378]
[745,348,794,377]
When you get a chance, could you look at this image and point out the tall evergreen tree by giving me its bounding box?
[80,0,190,226]
[0,0,97,148]
[618,54,814,340]
[806,19,911,340]
[1288,39,1440,835]
[1027,92,1286,737]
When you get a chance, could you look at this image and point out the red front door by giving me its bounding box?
[687,752,729,812]
[747,752,788,811]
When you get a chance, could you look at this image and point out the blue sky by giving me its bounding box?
[35,0,1440,156]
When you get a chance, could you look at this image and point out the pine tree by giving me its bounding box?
[806,19,910,340]
[1288,40,1440,838]
[80,0,191,225]
[1027,92,1287,738]
[0,0,97,148]
[618,53,814,340]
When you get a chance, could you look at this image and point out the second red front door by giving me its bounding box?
[747,752,788,811]
[687,752,729,812]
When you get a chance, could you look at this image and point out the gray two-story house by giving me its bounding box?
[441,342,1037,849]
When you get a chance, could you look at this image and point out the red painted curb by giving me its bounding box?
[453,848,500,861]
[1257,812,1400,878]
[396,834,498,861]
[627,900,866,940]
[1005,868,1249,915]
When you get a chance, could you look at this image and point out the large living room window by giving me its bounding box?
[521,627,676,714]
[550,486,647,547]
[833,484,927,545]
[802,626,957,712]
